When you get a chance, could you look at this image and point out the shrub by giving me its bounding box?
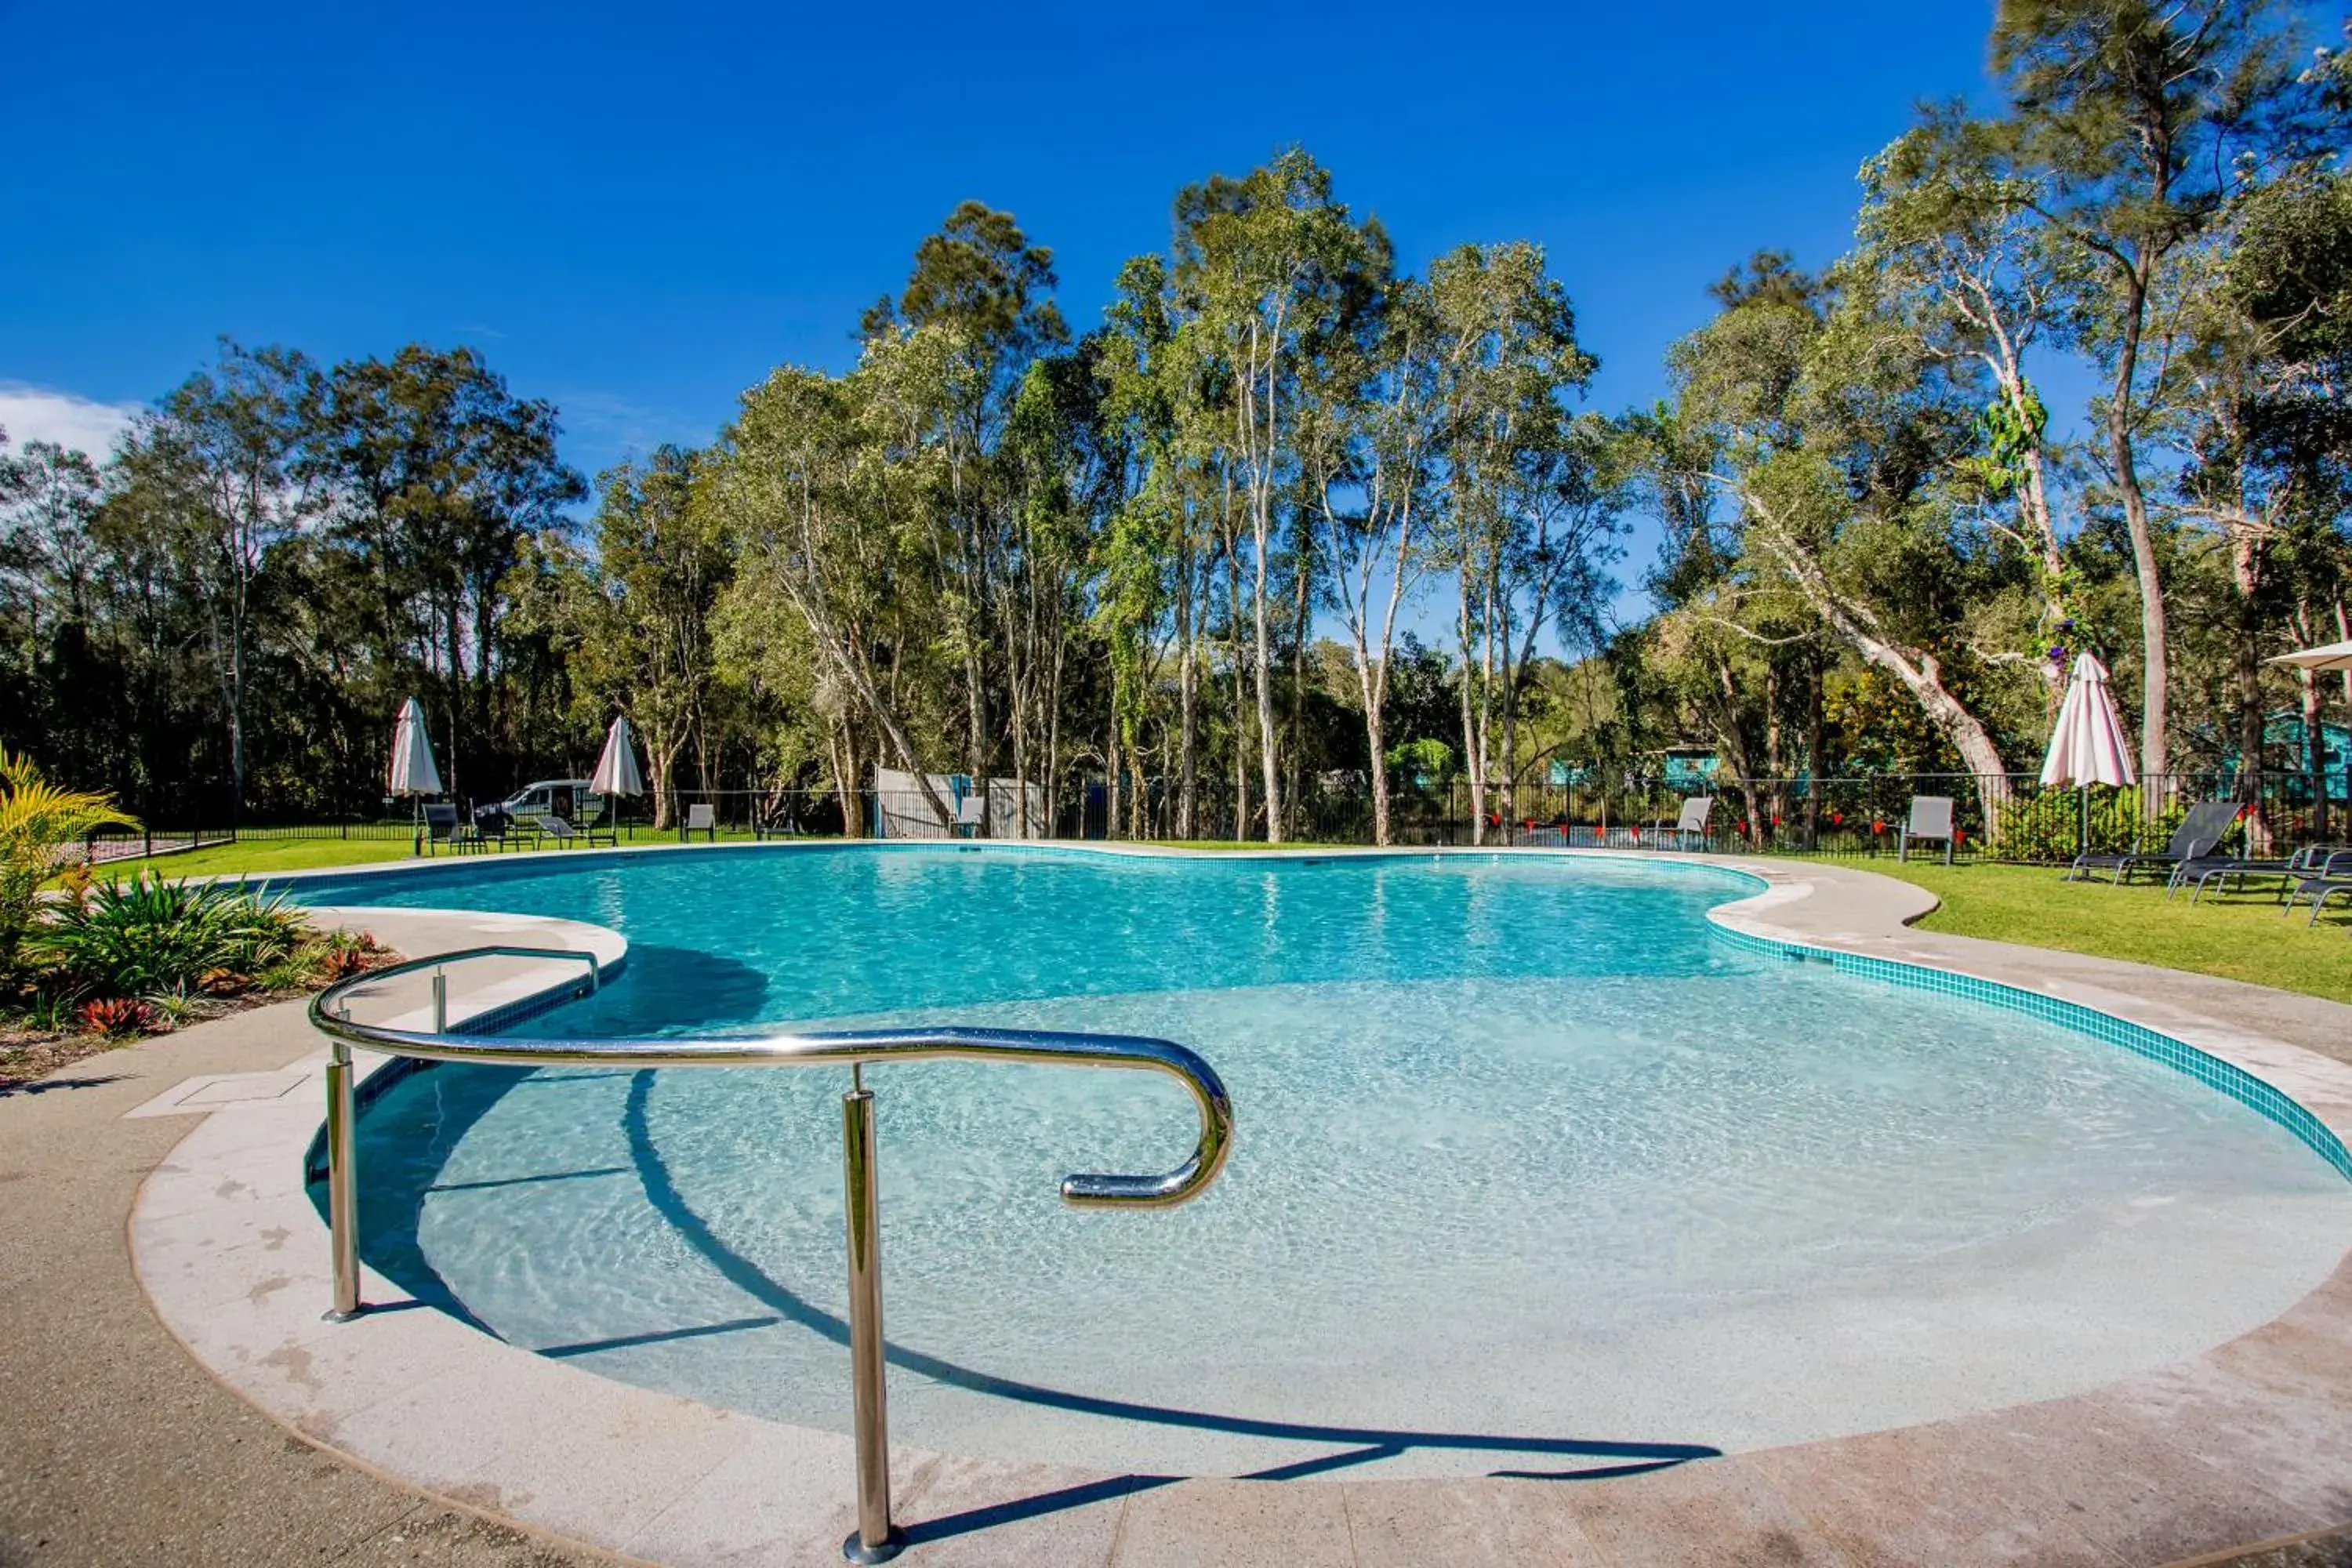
[1989,786,2195,865]
[78,996,158,1036]
[0,748,136,978]
[311,931,382,983]
[31,871,311,998]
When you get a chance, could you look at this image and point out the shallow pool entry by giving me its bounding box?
[318,849,2352,1478]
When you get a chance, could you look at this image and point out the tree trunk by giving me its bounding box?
[2107,272,2169,785]
[1356,630,1391,847]
[1251,548,1282,843]
[1177,539,1199,840]
[1804,657,1824,849]
[1457,572,1486,845]
[1229,538,1250,839]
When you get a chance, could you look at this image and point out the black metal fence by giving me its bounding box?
[82,768,2348,868]
[1076,770,2346,864]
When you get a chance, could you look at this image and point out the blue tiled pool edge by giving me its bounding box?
[1705,915,2352,1183]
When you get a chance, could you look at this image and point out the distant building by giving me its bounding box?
[2216,711,2350,804]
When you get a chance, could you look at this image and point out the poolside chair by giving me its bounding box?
[2281,849,2352,927]
[681,802,717,843]
[418,803,459,855]
[2064,800,2238,887]
[468,807,516,853]
[575,803,619,848]
[2172,842,2347,905]
[539,815,581,848]
[954,792,987,840]
[1668,797,1713,851]
[1898,796,1957,866]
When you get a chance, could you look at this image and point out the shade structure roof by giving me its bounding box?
[2269,640,2352,673]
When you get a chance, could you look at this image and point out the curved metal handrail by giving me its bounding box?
[308,942,1235,1565]
[310,953,1232,1207]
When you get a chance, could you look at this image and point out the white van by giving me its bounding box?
[499,779,607,827]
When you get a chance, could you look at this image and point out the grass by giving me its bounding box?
[88,837,424,880]
[1851,858,2352,1004]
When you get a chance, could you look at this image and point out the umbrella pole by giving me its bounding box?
[2078,785,2088,861]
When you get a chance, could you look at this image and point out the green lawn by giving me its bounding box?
[1851,858,2352,1004]
[90,838,424,880]
[85,824,769,882]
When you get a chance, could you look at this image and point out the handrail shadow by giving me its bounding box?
[611,1069,1722,1526]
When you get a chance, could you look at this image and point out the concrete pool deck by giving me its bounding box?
[8,847,2352,1566]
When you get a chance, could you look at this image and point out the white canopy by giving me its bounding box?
[590,715,645,797]
[2039,653,2136,789]
[387,696,442,797]
[2268,640,2352,673]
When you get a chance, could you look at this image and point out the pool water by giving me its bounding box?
[309,847,2352,1477]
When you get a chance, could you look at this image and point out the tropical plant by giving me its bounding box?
[0,747,136,978]
[78,996,158,1036]
[143,986,202,1027]
[310,930,383,983]
[30,871,309,998]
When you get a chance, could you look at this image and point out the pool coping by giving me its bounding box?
[128,844,2352,1566]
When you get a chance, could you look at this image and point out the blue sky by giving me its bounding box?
[1,0,2007,598]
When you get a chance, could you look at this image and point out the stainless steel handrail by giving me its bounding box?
[307,947,1233,1566]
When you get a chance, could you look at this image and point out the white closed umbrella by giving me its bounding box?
[2041,653,2136,858]
[2268,640,2352,673]
[388,696,443,855]
[590,715,644,797]
[387,696,442,797]
[2041,654,2137,788]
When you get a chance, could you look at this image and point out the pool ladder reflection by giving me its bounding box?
[310,946,1236,1565]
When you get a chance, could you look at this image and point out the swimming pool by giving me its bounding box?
[299,846,2352,1479]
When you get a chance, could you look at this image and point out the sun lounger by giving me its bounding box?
[2064,799,2238,885]
[681,802,717,843]
[2173,843,2348,904]
[1898,796,1957,865]
[2282,849,2352,926]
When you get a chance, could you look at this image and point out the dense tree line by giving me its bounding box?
[5,1,2349,845]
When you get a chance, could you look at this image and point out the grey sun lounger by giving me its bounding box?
[1668,797,1713,851]
[2064,799,2238,886]
[2282,849,2352,926]
[2173,843,2349,904]
[1898,796,1957,865]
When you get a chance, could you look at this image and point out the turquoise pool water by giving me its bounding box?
[306,847,2352,1477]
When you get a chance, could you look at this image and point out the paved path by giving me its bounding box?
[0,1003,623,1568]
[0,909,630,1568]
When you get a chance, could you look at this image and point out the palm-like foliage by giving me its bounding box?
[30,870,307,998]
[0,748,137,978]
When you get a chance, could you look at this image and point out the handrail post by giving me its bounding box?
[323,1040,361,1321]
[431,969,448,1033]
[840,1073,898,1564]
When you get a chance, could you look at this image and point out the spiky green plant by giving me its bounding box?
[31,871,310,997]
[0,748,136,977]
